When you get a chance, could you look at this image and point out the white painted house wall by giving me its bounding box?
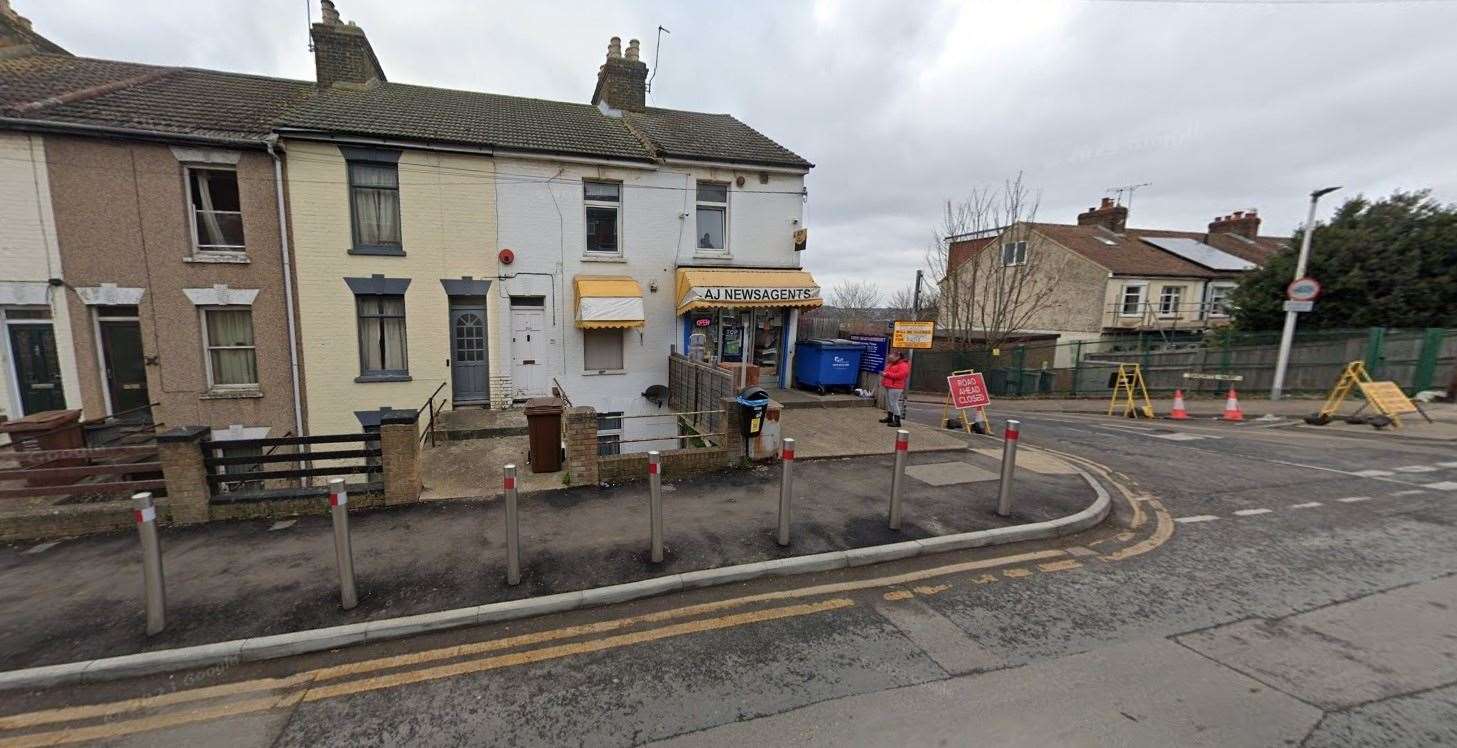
[0,133,83,420]
[494,156,806,452]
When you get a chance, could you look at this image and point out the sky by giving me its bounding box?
[22,0,1457,300]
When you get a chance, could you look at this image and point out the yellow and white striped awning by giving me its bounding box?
[574,275,645,329]
[675,268,822,314]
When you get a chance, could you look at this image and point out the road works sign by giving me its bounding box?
[892,321,934,349]
[947,372,991,410]
[1357,380,1419,415]
[1287,277,1321,302]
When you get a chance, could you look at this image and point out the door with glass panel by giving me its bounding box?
[95,306,150,417]
[450,305,488,404]
[5,310,66,414]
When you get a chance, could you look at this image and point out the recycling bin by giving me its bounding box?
[523,397,565,473]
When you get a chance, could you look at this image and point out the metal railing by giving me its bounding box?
[417,381,449,447]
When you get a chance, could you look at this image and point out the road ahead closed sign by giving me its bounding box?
[947,372,991,410]
[892,321,934,349]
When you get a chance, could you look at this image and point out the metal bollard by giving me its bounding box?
[132,492,166,635]
[997,419,1021,517]
[329,478,358,610]
[778,438,795,546]
[504,464,521,586]
[889,429,909,530]
[648,451,664,562]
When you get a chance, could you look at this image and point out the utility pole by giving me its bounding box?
[1270,186,1341,401]
[907,269,923,371]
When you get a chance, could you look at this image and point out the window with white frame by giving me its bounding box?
[1158,286,1185,317]
[202,308,258,387]
[583,328,624,371]
[186,167,245,253]
[584,181,621,254]
[1206,283,1236,317]
[597,411,623,456]
[695,182,729,252]
[1119,284,1147,316]
[1001,241,1027,266]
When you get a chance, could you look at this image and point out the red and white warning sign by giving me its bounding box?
[947,372,992,410]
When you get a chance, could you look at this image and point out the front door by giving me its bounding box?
[449,306,488,404]
[510,300,548,400]
[97,318,150,415]
[6,322,66,414]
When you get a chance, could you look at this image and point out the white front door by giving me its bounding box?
[510,301,548,400]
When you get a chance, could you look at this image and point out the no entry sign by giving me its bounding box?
[947,372,991,410]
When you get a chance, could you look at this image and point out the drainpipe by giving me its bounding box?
[264,135,307,439]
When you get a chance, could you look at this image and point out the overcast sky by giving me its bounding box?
[23,0,1457,298]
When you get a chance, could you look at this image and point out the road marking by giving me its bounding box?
[1391,489,1427,497]
[913,584,949,596]
[1290,502,1323,509]
[970,574,998,585]
[1394,465,1438,473]
[1427,482,1457,491]
[1270,461,1429,488]
[1437,461,1457,469]
[268,520,297,531]
[1338,496,1374,503]
[23,541,60,555]
[1002,568,1032,578]
[883,590,914,601]
[1065,546,1099,557]
[1175,515,1220,524]
[1037,560,1083,573]
[1352,469,1394,477]
[1149,432,1220,442]
[1233,508,1273,516]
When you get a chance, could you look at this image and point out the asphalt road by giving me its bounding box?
[1,406,1455,746]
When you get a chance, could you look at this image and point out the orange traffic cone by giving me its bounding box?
[1170,389,1189,420]
[1221,387,1244,422]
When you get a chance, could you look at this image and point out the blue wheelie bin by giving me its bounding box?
[794,339,865,394]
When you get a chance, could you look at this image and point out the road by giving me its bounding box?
[1,406,1455,746]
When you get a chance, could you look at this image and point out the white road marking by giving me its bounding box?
[1150,432,1221,442]
[1394,465,1438,473]
[1290,501,1323,509]
[1175,515,1221,524]
[268,520,297,531]
[24,541,61,555]
[1352,469,1394,477]
[1233,508,1273,516]
[1427,482,1457,491]
[1391,489,1428,497]
[1437,461,1457,469]
[1338,496,1375,503]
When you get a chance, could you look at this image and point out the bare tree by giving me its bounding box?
[827,280,883,320]
[927,173,1069,351]
[888,285,939,322]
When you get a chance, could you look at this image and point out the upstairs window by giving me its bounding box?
[1158,286,1185,317]
[696,182,729,252]
[1207,283,1235,317]
[584,181,621,254]
[344,149,403,255]
[1119,284,1147,316]
[1001,241,1027,266]
[187,167,245,252]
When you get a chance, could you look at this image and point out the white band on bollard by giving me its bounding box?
[135,506,156,524]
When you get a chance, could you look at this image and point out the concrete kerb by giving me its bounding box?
[0,455,1112,692]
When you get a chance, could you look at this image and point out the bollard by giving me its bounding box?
[778,438,795,546]
[889,429,909,530]
[329,478,358,610]
[504,464,521,586]
[997,419,1021,517]
[132,492,166,635]
[648,450,664,563]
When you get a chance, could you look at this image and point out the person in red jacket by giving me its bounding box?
[879,351,910,427]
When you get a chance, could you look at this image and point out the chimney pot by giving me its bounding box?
[1100,197,1115,209]
[608,36,622,58]
[592,33,648,112]
[320,0,341,25]
[626,39,640,61]
[1233,210,1243,219]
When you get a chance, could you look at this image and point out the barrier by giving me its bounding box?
[888,429,909,529]
[504,464,521,586]
[328,478,358,610]
[648,451,664,563]
[778,438,795,547]
[996,421,1021,517]
[132,492,166,635]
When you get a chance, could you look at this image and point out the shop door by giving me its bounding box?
[449,306,489,404]
[98,319,150,415]
[510,301,548,399]
[7,323,66,414]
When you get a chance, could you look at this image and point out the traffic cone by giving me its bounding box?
[1221,387,1244,422]
[1169,389,1189,420]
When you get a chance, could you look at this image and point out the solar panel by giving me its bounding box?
[1142,237,1257,271]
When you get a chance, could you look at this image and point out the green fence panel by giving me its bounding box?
[1413,327,1446,392]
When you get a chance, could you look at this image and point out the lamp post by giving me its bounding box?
[1270,186,1340,401]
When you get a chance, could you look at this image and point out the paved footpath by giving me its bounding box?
[1,405,1456,745]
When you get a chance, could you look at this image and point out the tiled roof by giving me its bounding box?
[625,107,811,168]
[0,54,159,108]
[1030,222,1287,278]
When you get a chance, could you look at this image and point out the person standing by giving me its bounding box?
[879,351,910,427]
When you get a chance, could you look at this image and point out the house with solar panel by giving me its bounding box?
[939,198,1286,365]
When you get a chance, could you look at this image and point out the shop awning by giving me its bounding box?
[574,275,645,329]
[675,269,822,314]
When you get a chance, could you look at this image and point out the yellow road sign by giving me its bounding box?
[1357,380,1419,416]
[892,321,934,349]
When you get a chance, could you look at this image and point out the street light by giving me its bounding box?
[1270,185,1341,401]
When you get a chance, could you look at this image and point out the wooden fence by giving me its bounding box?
[204,432,382,504]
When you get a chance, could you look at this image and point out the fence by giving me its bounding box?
[668,353,733,434]
[0,444,163,502]
[204,432,382,504]
[907,327,1457,398]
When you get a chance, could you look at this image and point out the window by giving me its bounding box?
[597,411,624,431]
[348,160,402,253]
[217,443,264,490]
[583,328,624,371]
[1119,284,1147,316]
[1158,286,1185,318]
[1207,283,1235,317]
[696,182,729,251]
[202,308,258,387]
[597,434,621,456]
[584,181,621,254]
[187,167,245,252]
[1001,241,1027,266]
[597,410,623,456]
[357,295,408,377]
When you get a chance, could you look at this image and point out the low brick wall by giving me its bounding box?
[597,446,730,484]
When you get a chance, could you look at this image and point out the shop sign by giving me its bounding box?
[682,286,821,304]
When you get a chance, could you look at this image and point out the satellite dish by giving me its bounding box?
[641,384,668,407]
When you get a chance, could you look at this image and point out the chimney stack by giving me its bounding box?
[1208,209,1261,239]
[310,0,386,89]
[592,35,648,113]
[0,0,68,56]
[1077,197,1128,233]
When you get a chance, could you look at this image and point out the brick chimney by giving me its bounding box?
[0,0,68,57]
[1208,209,1261,239]
[1077,197,1128,233]
[310,0,386,89]
[591,36,648,113]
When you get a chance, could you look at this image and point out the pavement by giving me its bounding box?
[776,407,968,458]
[3,401,1457,745]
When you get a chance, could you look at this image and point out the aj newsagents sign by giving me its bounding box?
[682,286,821,304]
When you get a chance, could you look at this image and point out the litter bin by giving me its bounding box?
[523,398,565,474]
[735,386,772,438]
[794,339,865,394]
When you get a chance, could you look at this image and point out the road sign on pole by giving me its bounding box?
[1287,277,1321,302]
[891,321,934,349]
